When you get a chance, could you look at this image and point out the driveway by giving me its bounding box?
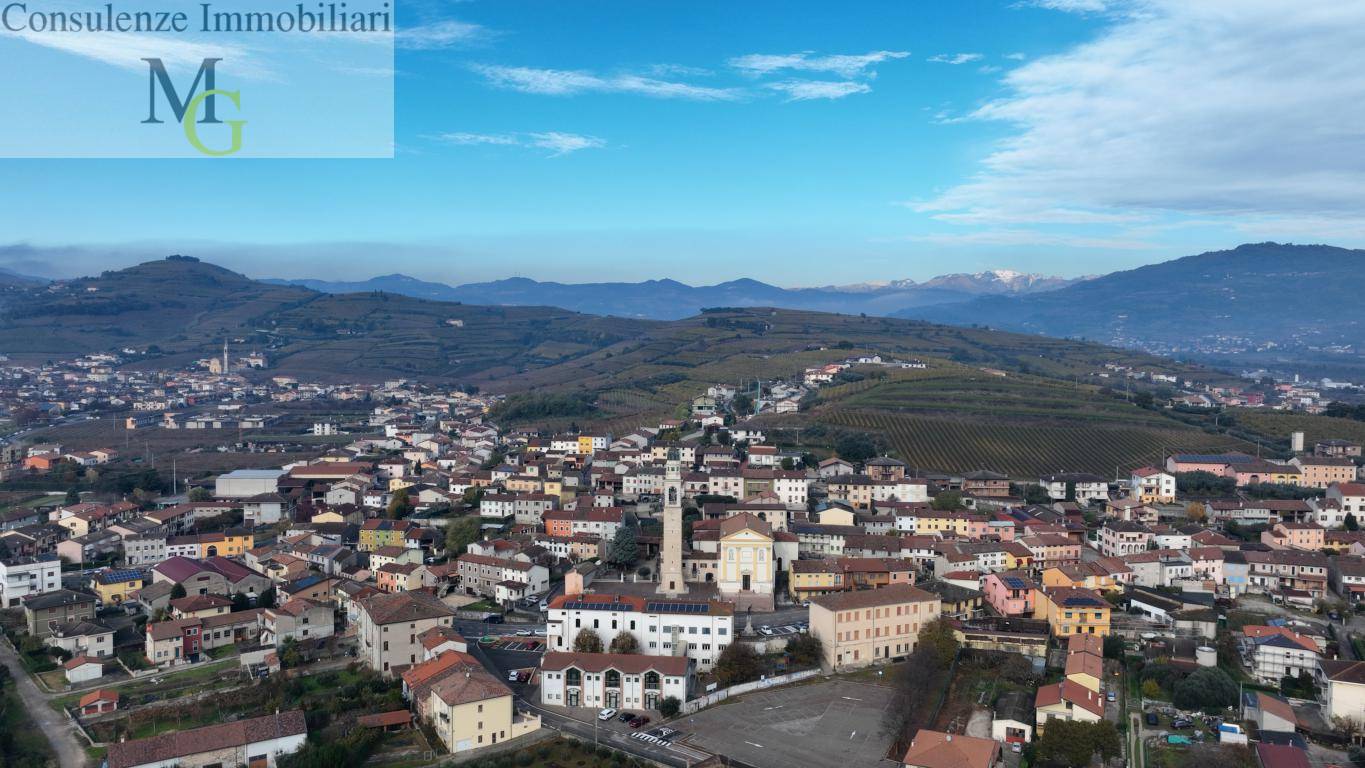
[0,638,89,768]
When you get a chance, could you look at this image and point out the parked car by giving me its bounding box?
[516,629,533,636]
[618,711,635,722]
[598,709,617,721]
[508,669,520,682]
[1106,691,1117,702]
[1146,712,1159,727]
[485,615,504,624]
[1010,743,1022,754]
[1172,718,1193,729]
[630,716,651,729]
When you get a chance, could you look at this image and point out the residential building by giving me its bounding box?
[23,589,96,637]
[1034,681,1104,734]
[1317,659,1365,724]
[982,571,1037,617]
[402,651,540,753]
[1033,587,1111,637]
[1130,467,1176,503]
[260,598,334,647]
[902,730,1002,768]
[0,555,60,607]
[1244,625,1320,684]
[356,589,457,675]
[809,583,943,671]
[105,710,306,768]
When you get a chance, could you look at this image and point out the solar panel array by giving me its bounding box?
[100,569,144,583]
[646,602,710,614]
[1002,576,1029,589]
[562,601,624,612]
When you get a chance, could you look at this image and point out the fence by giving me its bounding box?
[680,669,820,714]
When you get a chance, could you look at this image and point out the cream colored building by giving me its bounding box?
[1318,659,1365,724]
[402,650,540,754]
[809,583,941,671]
[356,590,457,675]
[717,513,775,611]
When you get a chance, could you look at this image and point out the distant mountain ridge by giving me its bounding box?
[903,242,1365,369]
[264,268,1083,320]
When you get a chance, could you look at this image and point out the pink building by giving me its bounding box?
[983,570,1038,617]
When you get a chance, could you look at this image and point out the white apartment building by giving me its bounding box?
[546,594,735,671]
[0,556,61,607]
[1097,522,1153,558]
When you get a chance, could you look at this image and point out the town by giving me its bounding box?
[1,351,1364,768]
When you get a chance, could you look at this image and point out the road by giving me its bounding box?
[0,638,89,768]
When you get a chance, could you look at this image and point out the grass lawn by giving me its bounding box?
[37,668,68,691]
[495,736,652,768]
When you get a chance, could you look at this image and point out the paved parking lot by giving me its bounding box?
[679,679,898,768]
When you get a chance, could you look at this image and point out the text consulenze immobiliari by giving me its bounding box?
[2,2,391,33]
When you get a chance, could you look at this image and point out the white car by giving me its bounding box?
[598,708,617,721]
[508,669,520,682]
[516,629,533,636]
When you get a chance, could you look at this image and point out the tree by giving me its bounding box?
[780,457,795,470]
[258,585,277,609]
[713,642,761,686]
[607,526,639,569]
[64,488,81,506]
[231,592,251,612]
[574,628,604,654]
[1103,634,1126,660]
[832,431,881,464]
[1172,665,1238,710]
[917,619,959,666]
[445,515,481,557]
[785,634,823,668]
[609,631,639,654]
[1021,484,1051,505]
[658,696,681,718]
[188,487,212,502]
[169,582,187,600]
[1347,512,1360,532]
[279,637,303,668]
[1186,502,1207,523]
[1142,679,1164,699]
[930,491,963,511]
[1035,720,1121,767]
[386,487,412,520]
[732,393,754,417]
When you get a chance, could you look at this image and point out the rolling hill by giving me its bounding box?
[756,363,1253,477]
[0,257,1245,444]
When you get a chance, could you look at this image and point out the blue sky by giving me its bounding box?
[3,0,1364,286]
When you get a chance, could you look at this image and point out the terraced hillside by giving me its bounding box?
[778,363,1252,477]
[485,308,1236,430]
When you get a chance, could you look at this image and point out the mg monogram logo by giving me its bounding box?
[141,58,246,156]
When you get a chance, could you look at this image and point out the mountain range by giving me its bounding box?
[264,269,1082,320]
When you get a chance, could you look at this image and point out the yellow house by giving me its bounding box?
[388,477,415,492]
[198,530,254,558]
[359,519,414,552]
[403,651,540,753]
[1034,587,1111,637]
[542,479,563,499]
[789,560,842,599]
[1040,563,1128,594]
[819,505,857,527]
[92,569,146,605]
[577,436,596,455]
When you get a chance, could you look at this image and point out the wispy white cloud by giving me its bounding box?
[471,64,741,101]
[927,53,983,65]
[1,28,266,78]
[397,19,485,50]
[729,50,909,78]
[766,80,871,101]
[526,132,606,155]
[1018,0,1108,12]
[915,0,1365,235]
[432,130,604,156]
[1004,52,1028,60]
